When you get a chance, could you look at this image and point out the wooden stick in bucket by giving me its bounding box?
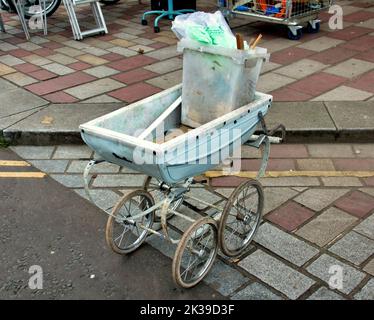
[250,34,262,50]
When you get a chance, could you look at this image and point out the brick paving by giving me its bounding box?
[0,0,373,104]
[8,143,374,300]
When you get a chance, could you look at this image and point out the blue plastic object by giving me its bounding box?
[265,6,280,15]
[236,5,249,12]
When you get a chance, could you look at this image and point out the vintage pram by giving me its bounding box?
[80,83,285,288]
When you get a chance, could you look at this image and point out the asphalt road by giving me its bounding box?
[0,148,223,300]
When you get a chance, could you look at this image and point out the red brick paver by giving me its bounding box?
[334,191,374,218]
[266,201,315,232]
[108,82,161,103]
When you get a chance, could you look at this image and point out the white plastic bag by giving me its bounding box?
[172,11,238,49]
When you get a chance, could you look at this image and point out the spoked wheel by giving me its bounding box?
[172,217,218,288]
[218,179,264,257]
[105,190,155,254]
[143,176,183,222]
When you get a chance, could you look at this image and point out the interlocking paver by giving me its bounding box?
[312,85,373,101]
[294,188,349,212]
[108,82,161,103]
[329,231,374,265]
[74,189,121,211]
[263,187,298,215]
[3,72,38,86]
[111,68,157,84]
[42,63,75,76]
[307,287,345,300]
[49,174,87,188]
[296,159,335,171]
[266,201,315,231]
[67,160,120,173]
[65,78,124,100]
[83,66,120,78]
[307,144,355,158]
[28,160,69,173]
[296,207,357,246]
[274,59,328,80]
[92,174,146,188]
[143,57,182,74]
[363,258,374,276]
[307,254,366,294]
[322,177,363,187]
[254,223,319,266]
[354,214,374,240]
[256,72,295,92]
[334,191,374,218]
[297,36,344,52]
[204,260,248,297]
[231,282,283,300]
[10,146,55,160]
[325,58,374,78]
[354,278,374,300]
[146,70,182,89]
[260,177,321,187]
[238,250,315,300]
[53,145,93,159]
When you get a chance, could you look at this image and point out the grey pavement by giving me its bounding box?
[1,77,374,144]
[4,143,374,300]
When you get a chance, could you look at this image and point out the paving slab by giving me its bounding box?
[354,278,374,300]
[53,145,93,159]
[67,160,120,174]
[204,260,249,297]
[254,223,319,266]
[329,231,374,265]
[0,108,43,132]
[307,287,345,300]
[263,187,298,214]
[3,103,123,145]
[28,159,69,173]
[49,174,86,188]
[265,102,336,142]
[306,254,366,294]
[294,188,349,212]
[325,101,374,141]
[231,282,283,300]
[74,189,121,211]
[354,214,374,239]
[363,259,374,276]
[296,207,357,246]
[10,146,55,159]
[92,174,146,188]
[0,87,48,118]
[307,144,355,158]
[238,250,315,300]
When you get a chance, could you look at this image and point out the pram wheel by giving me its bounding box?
[105,190,155,254]
[172,217,218,288]
[218,179,263,257]
[143,176,183,222]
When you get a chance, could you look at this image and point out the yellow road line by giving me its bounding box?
[0,160,30,167]
[0,172,46,178]
[205,171,374,178]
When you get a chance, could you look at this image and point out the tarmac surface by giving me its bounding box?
[0,147,223,299]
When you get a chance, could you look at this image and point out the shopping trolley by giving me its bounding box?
[220,0,334,40]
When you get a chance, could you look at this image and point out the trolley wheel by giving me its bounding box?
[172,217,218,288]
[287,28,302,40]
[105,190,155,255]
[154,26,160,33]
[218,179,263,257]
[141,19,148,26]
[143,176,183,222]
[306,21,320,34]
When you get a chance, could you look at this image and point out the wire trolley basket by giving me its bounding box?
[220,0,334,40]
